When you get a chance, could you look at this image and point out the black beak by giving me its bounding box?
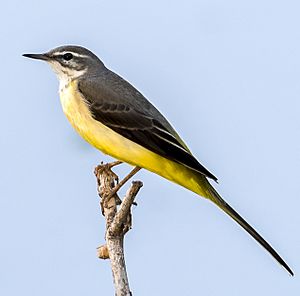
[22,53,50,61]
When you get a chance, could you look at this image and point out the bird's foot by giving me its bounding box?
[94,162,141,214]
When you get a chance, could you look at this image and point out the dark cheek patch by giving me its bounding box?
[73,61,86,71]
[54,55,87,72]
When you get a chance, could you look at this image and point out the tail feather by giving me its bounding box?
[206,184,293,276]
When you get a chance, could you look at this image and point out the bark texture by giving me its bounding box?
[94,163,142,296]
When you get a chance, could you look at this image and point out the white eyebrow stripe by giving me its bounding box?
[52,51,90,58]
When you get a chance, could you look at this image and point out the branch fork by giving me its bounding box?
[94,162,142,296]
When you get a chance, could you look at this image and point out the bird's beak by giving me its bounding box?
[22,53,50,61]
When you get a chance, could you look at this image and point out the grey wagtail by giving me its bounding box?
[23,45,293,275]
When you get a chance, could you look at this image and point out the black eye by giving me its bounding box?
[63,53,73,61]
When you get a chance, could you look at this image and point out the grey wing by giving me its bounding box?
[78,70,218,181]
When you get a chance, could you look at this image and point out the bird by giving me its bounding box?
[23,45,293,275]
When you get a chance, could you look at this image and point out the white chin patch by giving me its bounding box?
[47,61,86,91]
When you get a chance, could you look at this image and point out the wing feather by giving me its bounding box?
[78,72,218,181]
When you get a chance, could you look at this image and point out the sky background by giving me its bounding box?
[1,0,299,295]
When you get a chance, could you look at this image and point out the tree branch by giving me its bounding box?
[94,163,143,296]
[110,181,143,236]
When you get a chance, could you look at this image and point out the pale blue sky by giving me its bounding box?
[1,0,299,295]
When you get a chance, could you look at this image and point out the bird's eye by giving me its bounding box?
[63,53,73,61]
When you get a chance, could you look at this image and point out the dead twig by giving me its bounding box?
[94,162,143,296]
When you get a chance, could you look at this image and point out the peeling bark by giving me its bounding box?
[94,163,142,296]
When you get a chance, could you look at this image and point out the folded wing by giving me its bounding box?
[78,72,218,181]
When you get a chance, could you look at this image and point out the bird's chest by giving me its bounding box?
[59,81,88,126]
[58,81,113,152]
[59,81,96,140]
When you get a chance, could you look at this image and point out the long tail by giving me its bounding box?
[204,182,293,276]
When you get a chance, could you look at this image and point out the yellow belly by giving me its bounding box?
[59,80,210,198]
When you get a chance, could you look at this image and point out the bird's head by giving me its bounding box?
[23,45,105,85]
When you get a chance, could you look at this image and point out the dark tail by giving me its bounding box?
[207,185,294,276]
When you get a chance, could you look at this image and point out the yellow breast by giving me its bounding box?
[59,80,210,198]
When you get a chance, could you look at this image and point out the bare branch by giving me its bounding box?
[110,181,143,235]
[95,162,143,296]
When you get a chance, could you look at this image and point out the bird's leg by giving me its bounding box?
[109,160,123,167]
[108,160,123,170]
[108,166,142,199]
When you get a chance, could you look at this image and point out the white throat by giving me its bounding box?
[48,61,87,92]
